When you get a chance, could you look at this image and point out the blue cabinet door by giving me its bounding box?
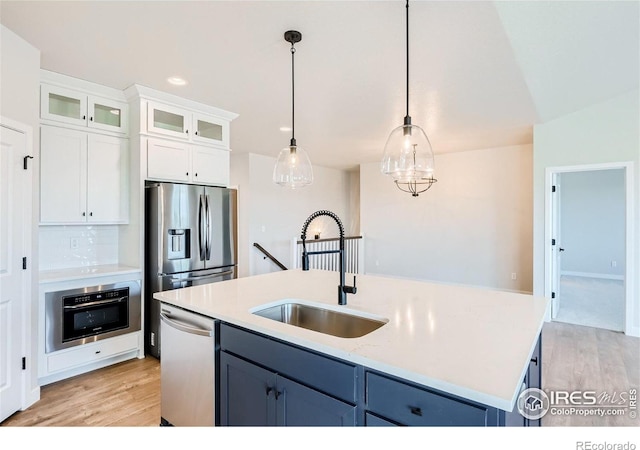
[276,375,357,426]
[219,351,276,426]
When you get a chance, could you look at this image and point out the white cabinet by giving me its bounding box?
[147,101,229,149]
[41,83,128,134]
[192,144,230,186]
[146,138,229,186]
[40,125,129,224]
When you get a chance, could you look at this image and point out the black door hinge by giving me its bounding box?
[552,185,556,193]
[552,239,556,246]
[22,357,26,370]
[23,155,34,170]
[551,292,556,299]
[22,257,27,270]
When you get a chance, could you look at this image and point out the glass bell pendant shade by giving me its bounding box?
[273,145,313,188]
[381,122,436,195]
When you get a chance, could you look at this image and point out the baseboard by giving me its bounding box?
[561,271,624,281]
[24,385,40,410]
[625,326,640,338]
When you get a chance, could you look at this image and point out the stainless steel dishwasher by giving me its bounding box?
[159,303,215,426]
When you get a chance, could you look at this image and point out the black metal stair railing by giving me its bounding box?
[253,243,288,270]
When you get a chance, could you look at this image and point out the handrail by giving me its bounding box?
[296,235,362,244]
[253,243,288,270]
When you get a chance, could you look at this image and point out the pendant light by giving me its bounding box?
[273,30,313,188]
[381,0,437,197]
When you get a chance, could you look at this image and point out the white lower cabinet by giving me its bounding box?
[40,125,129,224]
[46,332,139,374]
[146,137,229,186]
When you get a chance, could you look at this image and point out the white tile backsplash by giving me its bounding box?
[39,225,119,270]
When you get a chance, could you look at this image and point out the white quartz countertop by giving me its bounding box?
[39,264,141,284]
[153,269,549,411]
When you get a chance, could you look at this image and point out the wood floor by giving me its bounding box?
[1,356,160,427]
[2,321,638,427]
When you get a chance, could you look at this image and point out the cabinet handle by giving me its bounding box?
[82,212,86,217]
[266,387,273,397]
[274,390,281,400]
[89,212,93,217]
[186,172,189,176]
[82,115,86,120]
[90,116,93,122]
[195,131,198,135]
[531,356,538,366]
[195,173,198,177]
[186,129,189,134]
[95,350,101,354]
[409,406,422,416]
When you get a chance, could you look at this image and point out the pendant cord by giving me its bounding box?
[405,0,410,120]
[291,43,296,143]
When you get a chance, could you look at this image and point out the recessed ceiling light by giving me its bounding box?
[279,126,292,132]
[167,76,188,86]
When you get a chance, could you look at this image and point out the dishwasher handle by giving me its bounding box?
[160,312,213,337]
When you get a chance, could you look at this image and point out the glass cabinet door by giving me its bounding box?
[88,95,128,133]
[147,102,190,139]
[40,85,87,127]
[192,113,229,148]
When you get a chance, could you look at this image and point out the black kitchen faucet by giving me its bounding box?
[300,210,357,305]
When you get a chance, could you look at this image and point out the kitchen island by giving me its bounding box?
[154,269,549,426]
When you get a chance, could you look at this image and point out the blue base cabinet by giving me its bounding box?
[219,324,358,426]
[218,323,541,427]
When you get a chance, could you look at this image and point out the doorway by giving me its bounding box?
[545,163,634,334]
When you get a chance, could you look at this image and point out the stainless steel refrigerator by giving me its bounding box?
[145,181,237,359]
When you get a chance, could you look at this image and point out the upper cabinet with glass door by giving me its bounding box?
[147,101,230,149]
[41,83,128,134]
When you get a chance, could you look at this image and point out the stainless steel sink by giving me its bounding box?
[251,301,387,338]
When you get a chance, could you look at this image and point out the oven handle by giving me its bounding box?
[169,270,233,284]
[63,296,127,310]
[160,312,213,337]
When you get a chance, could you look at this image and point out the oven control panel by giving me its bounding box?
[63,287,129,306]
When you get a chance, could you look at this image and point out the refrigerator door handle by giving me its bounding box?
[168,270,234,284]
[198,194,206,261]
[205,194,212,260]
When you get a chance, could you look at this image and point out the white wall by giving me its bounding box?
[559,169,625,277]
[1,24,41,406]
[533,89,639,335]
[230,152,352,278]
[360,144,533,292]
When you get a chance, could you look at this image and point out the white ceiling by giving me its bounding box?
[1,1,638,170]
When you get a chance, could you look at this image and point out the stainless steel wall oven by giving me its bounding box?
[45,280,141,353]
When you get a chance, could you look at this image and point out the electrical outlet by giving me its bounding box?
[511,273,517,280]
[70,237,79,250]
[611,260,617,268]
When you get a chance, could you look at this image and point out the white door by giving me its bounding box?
[146,138,190,182]
[0,124,27,422]
[87,134,128,223]
[40,125,87,224]
[191,145,229,186]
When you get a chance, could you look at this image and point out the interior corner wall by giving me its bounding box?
[1,24,41,406]
[230,152,352,277]
[533,89,640,335]
[360,144,534,293]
